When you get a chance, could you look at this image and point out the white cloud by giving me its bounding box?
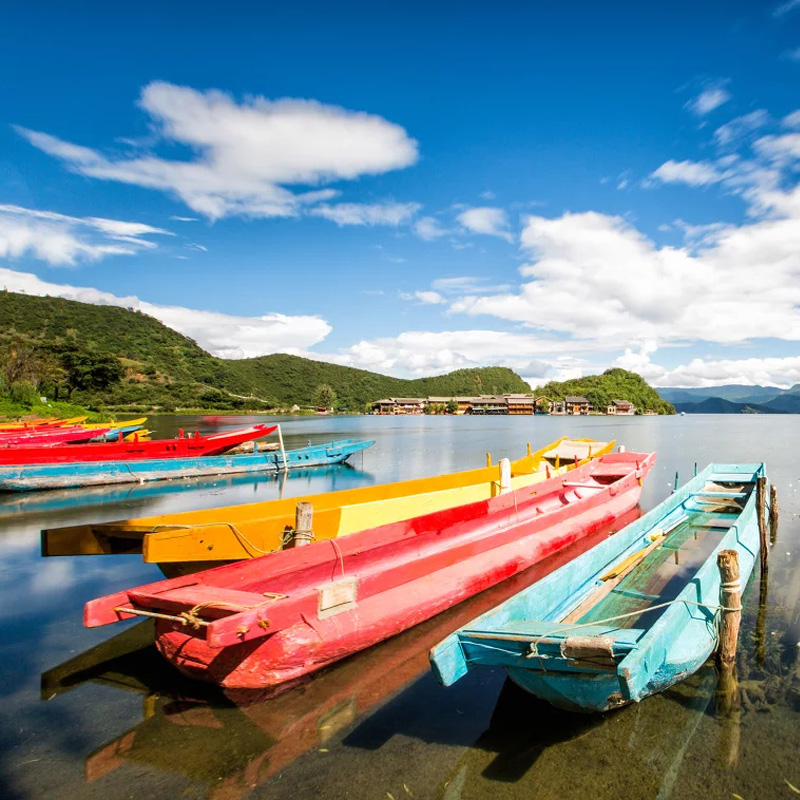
[0,267,331,358]
[785,47,800,62]
[650,159,724,187]
[0,204,169,266]
[17,81,419,221]
[412,291,446,305]
[309,201,420,226]
[685,83,731,116]
[447,208,800,350]
[782,110,800,128]
[170,215,199,222]
[413,216,448,240]
[713,110,769,147]
[457,206,513,241]
[753,131,800,164]
[328,328,590,377]
[617,348,800,390]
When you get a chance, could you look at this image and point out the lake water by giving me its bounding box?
[1,414,799,800]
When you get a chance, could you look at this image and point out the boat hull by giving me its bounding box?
[44,437,615,563]
[0,439,372,491]
[156,485,647,689]
[0,423,275,465]
[429,463,765,713]
[84,451,655,690]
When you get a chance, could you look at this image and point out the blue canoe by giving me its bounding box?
[430,463,767,712]
[0,438,374,492]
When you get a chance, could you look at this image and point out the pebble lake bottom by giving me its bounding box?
[0,413,798,800]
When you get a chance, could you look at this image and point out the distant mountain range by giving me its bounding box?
[657,384,800,414]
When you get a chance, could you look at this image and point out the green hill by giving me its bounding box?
[534,368,674,414]
[0,291,530,411]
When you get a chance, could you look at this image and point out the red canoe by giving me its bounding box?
[85,450,655,690]
[0,424,276,465]
[0,426,111,447]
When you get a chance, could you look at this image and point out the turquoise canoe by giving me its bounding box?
[0,438,374,492]
[430,463,767,712]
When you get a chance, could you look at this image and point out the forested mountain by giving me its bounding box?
[658,383,800,414]
[0,292,529,411]
[534,368,674,414]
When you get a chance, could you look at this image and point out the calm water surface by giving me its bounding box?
[1,414,799,800]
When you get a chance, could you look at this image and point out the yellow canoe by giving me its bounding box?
[81,417,148,431]
[0,417,58,430]
[42,437,614,567]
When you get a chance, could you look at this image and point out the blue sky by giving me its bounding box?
[2,0,800,387]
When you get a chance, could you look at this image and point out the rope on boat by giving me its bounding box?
[150,521,278,556]
[524,597,740,670]
[463,595,743,671]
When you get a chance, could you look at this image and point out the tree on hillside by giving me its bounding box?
[59,349,125,398]
[315,383,336,409]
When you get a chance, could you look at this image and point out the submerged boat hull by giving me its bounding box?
[430,463,766,712]
[84,451,655,689]
[0,439,372,491]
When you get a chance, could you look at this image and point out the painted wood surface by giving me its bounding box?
[0,423,276,465]
[429,463,766,712]
[0,438,371,491]
[82,451,654,690]
[42,438,614,563]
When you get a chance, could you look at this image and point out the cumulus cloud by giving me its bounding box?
[328,328,593,377]
[616,348,800,390]
[448,207,800,350]
[457,206,513,241]
[650,159,724,187]
[17,81,419,221]
[309,201,420,226]
[685,83,731,116]
[0,204,169,266]
[411,291,446,305]
[0,267,331,358]
[413,216,448,240]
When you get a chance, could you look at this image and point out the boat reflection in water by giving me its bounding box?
[438,668,716,800]
[41,507,641,799]
[11,464,375,524]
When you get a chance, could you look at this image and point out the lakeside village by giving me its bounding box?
[369,394,642,416]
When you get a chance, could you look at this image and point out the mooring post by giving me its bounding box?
[756,476,768,573]
[286,502,314,548]
[673,471,679,493]
[277,424,289,473]
[499,458,511,494]
[769,484,779,546]
[717,549,742,668]
[486,452,492,468]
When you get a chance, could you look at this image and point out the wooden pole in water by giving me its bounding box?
[277,424,289,473]
[769,484,779,546]
[717,549,742,668]
[756,476,768,573]
[286,502,314,548]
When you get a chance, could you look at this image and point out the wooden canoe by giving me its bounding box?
[42,437,615,565]
[0,439,373,491]
[0,424,276,466]
[0,426,113,446]
[430,463,766,712]
[84,450,655,690]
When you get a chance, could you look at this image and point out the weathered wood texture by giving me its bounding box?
[717,548,741,668]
